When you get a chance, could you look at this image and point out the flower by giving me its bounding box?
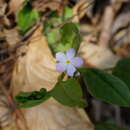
[56,48,83,76]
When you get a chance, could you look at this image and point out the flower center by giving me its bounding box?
[66,60,71,64]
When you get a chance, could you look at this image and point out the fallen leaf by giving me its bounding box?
[31,0,65,12]
[79,43,120,69]
[4,28,21,46]
[0,95,12,127]
[0,0,7,16]
[9,0,25,14]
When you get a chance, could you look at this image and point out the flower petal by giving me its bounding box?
[56,52,66,62]
[71,57,83,67]
[66,64,76,76]
[56,63,66,72]
[66,48,75,59]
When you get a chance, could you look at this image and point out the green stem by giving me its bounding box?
[58,73,65,82]
[103,66,115,71]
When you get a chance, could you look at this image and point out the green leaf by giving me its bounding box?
[63,6,73,19]
[44,11,62,52]
[81,68,130,107]
[50,79,87,107]
[46,28,60,46]
[17,2,39,33]
[45,22,81,53]
[15,88,50,108]
[44,6,80,53]
[95,123,126,130]
[57,22,81,52]
[112,58,130,90]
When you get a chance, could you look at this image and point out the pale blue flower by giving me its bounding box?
[56,48,83,76]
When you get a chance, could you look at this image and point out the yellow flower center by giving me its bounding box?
[66,60,71,64]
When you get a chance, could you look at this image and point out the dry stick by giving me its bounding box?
[0,81,29,130]
[0,55,18,65]
[113,105,122,127]
[92,99,102,122]
[98,5,115,48]
[98,0,124,48]
[0,21,41,55]
[0,81,14,109]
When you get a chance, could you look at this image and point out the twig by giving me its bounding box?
[98,0,123,47]
[98,3,115,47]
[0,54,18,65]
[0,21,41,55]
[113,105,122,127]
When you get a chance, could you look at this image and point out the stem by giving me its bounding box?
[103,66,115,71]
[58,73,65,82]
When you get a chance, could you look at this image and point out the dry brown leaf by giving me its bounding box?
[31,0,65,12]
[4,28,21,46]
[73,0,94,22]
[9,0,25,14]
[79,42,120,69]
[114,44,130,57]
[10,26,94,130]
[0,0,7,16]
[0,95,12,127]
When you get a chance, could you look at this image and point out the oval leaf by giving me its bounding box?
[112,58,130,90]
[51,79,87,107]
[81,68,130,107]
[58,22,81,52]
[15,88,50,108]
[17,2,39,33]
